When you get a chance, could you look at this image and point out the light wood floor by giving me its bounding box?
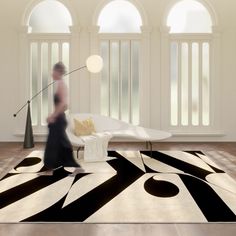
[0,142,236,236]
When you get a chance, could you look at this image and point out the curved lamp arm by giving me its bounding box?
[13,65,87,117]
[13,54,104,117]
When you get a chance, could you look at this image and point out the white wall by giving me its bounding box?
[0,0,236,142]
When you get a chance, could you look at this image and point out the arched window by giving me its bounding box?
[166,0,213,130]
[167,0,212,33]
[98,0,142,33]
[97,0,143,125]
[28,0,72,33]
[27,0,71,128]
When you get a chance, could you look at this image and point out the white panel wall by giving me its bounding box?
[0,0,236,142]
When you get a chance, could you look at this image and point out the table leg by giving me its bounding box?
[76,146,81,159]
[149,141,153,158]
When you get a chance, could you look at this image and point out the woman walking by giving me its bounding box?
[43,62,81,175]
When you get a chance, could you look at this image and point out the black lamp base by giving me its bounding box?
[23,102,34,149]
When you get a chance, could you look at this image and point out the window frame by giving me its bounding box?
[90,0,151,127]
[16,0,78,136]
[169,33,212,131]
[160,27,222,136]
[97,1,143,125]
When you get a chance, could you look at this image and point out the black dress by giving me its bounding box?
[44,93,80,169]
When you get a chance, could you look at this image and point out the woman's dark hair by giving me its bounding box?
[53,62,66,75]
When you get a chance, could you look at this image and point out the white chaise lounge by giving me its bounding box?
[66,113,171,158]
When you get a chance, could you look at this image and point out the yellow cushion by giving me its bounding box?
[74,118,96,136]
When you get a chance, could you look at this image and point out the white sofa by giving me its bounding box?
[66,113,171,157]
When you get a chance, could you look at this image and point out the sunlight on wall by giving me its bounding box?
[28,0,72,33]
[98,0,142,33]
[167,0,212,33]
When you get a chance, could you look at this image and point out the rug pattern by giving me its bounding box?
[0,150,236,222]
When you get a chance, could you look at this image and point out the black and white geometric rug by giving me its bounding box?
[0,150,236,223]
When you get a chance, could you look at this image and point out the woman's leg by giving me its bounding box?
[44,122,63,170]
[60,133,81,167]
[58,115,81,168]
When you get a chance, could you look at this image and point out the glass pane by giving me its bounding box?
[181,43,189,126]
[131,41,140,125]
[121,41,130,123]
[29,0,72,33]
[51,43,59,66]
[31,42,38,126]
[171,42,178,126]
[98,0,142,33]
[110,42,119,119]
[167,0,212,33]
[41,43,48,126]
[51,43,59,94]
[101,41,109,116]
[192,43,199,126]
[202,43,210,126]
[62,42,70,89]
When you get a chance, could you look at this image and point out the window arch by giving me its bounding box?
[28,0,72,33]
[167,0,212,33]
[97,0,142,33]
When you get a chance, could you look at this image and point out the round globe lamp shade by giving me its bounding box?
[86,55,103,73]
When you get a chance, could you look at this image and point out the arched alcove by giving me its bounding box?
[167,0,212,33]
[27,0,72,33]
[97,0,143,33]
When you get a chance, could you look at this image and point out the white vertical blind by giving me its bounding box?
[170,42,178,126]
[181,42,189,126]
[41,42,49,125]
[110,41,119,119]
[101,41,110,116]
[131,41,140,125]
[120,41,130,122]
[202,42,210,126]
[192,42,199,126]
[30,42,38,126]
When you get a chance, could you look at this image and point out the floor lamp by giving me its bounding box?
[13,55,103,149]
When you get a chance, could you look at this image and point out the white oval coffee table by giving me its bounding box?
[113,126,171,141]
[113,126,172,156]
